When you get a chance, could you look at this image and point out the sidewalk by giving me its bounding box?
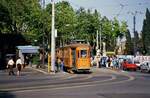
[27,64,68,75]
[91,66,123,74]
[28,64,123,75]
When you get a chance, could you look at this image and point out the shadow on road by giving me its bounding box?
[74,71,92,74]
[0,91,16,98]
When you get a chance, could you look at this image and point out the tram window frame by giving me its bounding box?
[78,51,80,58]
[80,50,87,58]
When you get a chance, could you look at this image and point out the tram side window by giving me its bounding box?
[81,50,87,58]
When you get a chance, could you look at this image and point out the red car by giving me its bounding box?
[121,59,137,71]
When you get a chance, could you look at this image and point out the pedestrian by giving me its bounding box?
[16,57,23,76]
[60,58,64,72]
[107,56,111,68]
[36,50,44,68]
[55,58,58,72]
[25,56,29,66]
[112,56,117,69]
[7,57,15,75]
[58,58,61,72]
[95,55,100,68]
[100,57,105,67]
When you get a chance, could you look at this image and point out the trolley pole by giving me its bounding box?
[50,0,55,73]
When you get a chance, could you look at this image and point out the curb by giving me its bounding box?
[27,66,49,75]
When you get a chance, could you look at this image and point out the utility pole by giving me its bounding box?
[42,0,45,67]
[50,0,55,73]
[96,30,99,50]
[133,15,136,56]
[128,11,143,56]
[99,24,102,55]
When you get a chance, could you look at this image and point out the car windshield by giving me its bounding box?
[145,62,150,66]
[134,61,140,64]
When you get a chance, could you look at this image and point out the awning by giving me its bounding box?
[17,45,40,53]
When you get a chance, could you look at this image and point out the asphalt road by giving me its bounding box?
[0,67,150,98]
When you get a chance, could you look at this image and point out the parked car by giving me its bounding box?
[134,60,141,70]
[121,59,137,71]
[140,61,150,73]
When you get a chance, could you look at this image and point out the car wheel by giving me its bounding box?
[137,66,141,70]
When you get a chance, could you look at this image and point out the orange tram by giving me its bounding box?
[56,43,91,72]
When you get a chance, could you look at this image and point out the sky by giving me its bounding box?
[45,0,150,34]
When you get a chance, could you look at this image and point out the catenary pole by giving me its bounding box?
[100,24,102,55]
[42,0,45,67]
[96,30,99,50]
[50,0,55,73]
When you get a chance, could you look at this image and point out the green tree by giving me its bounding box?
[0,1,12,33]
[124,30,133,54]
[0,0,128,53]
[0,0,25,33]
[46,1,77,46]
[101,16,114,51]
[100,17,127,52]
[142,8,150,55]
[0,0,46,45]
[134,31,140,53]
[76,8,101,45]
[22,0,47,45]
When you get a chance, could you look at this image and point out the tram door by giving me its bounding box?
[71,48,76,69]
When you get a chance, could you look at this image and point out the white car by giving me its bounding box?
[140,61,150,73]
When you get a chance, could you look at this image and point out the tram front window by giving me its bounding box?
[81,50,87,58]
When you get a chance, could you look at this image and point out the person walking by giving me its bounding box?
[58,58,61,72]
[107,56,111,68]
[7,57,15,75]
[36,51,43,68]
[16,57,23,76]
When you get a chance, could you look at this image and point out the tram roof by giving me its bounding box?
[60,43,90,48]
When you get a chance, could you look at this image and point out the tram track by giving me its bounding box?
[1,72,135,93]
